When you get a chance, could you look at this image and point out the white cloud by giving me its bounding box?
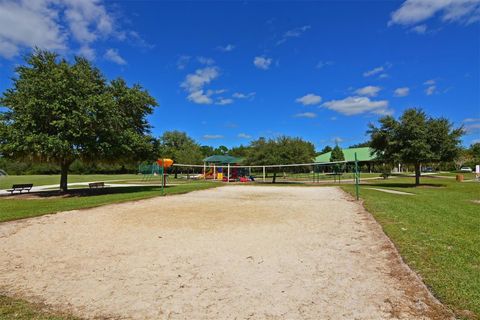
[463,118,480,123]
[423,79,437,95]
[425,86,436,95]
[181,67,220,104]
[176,55,190,70]
[215,98,234,105]
[394,87,410,97]
[294,112,317,118]
[332,137,344,144]
[78,45,96,60]
[253,56,272,70]
[0,0,132,59]
[411,24,428,34]
[277,25,311,45]
[316,60,333,69]
[197,56,215,65]
[0,1,66,58]
[295,93,322,105]
[104,48,126,65]
[465,123,480,134]
[238,133,252,139]
[355,86,381,97]
[217,44,235,52]
[323,96,391,116]
[232,92,256,99]
[203,134,223,140]
[389,0,480,26]
[363,66,384,77]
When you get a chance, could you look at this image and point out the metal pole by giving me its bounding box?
[227,163,230,183]
[263,166,265,182]
[160,165,164,196]
[213,164,216,180]
[203,162,206,180]
[354,152,359,200]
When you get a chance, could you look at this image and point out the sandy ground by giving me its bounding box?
[0,186,452,320]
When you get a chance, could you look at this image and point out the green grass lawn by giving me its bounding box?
[0,174,141,190]
[342,177,480,319]
[0,181,218,223]
[0,295,79,320]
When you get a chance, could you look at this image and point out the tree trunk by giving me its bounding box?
[414,163,421,186]
[60,161,71,192]
[272,172,277,183]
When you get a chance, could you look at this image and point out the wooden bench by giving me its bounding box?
[7,184,33,194]
[88,182,105,189]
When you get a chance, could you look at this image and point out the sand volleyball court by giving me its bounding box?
[0,186,451,319]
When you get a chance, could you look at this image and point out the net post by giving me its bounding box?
[160,165,165,196]
[263,166,265,182]
[354,153,359,200]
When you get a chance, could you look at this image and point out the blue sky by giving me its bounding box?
[0,0,479,149]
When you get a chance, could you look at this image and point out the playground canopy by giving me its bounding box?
[315,147,376,163]
[203,155,243,164]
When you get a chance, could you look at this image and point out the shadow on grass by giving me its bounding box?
[364,182,446,189]
[7,185,168,199]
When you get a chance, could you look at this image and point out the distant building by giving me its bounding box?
[315,147,378,172]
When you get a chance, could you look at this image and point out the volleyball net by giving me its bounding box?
[170,160,361,185]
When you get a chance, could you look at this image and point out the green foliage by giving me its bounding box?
[319,145,332,155]
[229,144,250,157]
[244,136,315,182]
[368,108,463,185]
[329,145,345,162]
[158,130,203,165]
[214,145,229,155]
[349,141,371,148]
[0,49,157,191]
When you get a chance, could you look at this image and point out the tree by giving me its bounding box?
[369,108,463,185]
[319,145,333,155]
[229,145,250,157]
[330,145,345,162]
[454,149,472,170]
[349,141,370,148]
[158,131,203,177]
[244,136,315,183]
[200,145,214,158]
[0,49,157,191]
[214,145,229,155]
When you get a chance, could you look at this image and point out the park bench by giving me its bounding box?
[7,184,33,194]
[88,182,105,189]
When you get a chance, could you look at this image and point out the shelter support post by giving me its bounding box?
[227,164,230,183]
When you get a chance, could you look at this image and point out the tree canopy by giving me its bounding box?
[330,145,345,162]
[244,136,315,183]
[0,49,157,191]
[158,130,203,165]
[368,108,463,185]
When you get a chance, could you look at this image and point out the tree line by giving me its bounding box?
[0,50,475,189]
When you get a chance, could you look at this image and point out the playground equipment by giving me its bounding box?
[138,159,174,194]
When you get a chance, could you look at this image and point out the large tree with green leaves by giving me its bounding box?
[330,145,345,162]
[0,49,157,191]
[244,136,315,183]
[369,108,463,185]
[158,131,203,177]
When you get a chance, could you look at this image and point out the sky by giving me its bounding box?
[0,0,479,150]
